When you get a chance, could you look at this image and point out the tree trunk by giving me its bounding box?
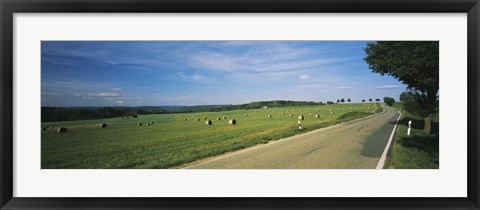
[424,115,432,134]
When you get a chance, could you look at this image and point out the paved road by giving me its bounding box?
[185,106,400,169]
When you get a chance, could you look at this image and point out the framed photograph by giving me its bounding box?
[1,0,479,209]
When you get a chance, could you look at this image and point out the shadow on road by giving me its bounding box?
[359,112,400,158]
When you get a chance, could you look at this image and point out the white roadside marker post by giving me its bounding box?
[407,120,412,136]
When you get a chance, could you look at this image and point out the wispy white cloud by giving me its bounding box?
[42,78,106,90]
[41,77,148,106]
[107,61,119,65]
[299,74,310,80]
[287,83,329,92]
[189,42,347,82]
[334,86,351,90]
[192,74,203,81]
[92,92,120,97]
[105,96,132,100]
[42,78,127,97]
[263,59,340,72]
[42,56,76,66]
[41,91,63,96]
[375,85,401,89]
[180,94,192,99]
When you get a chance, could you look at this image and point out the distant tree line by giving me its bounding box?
[42,100,326,122]
[41,107,167,122]
[335,98,352,103]
[240,100,323,109]
[165,100,325,113]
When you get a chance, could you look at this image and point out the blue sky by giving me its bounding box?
[41,41,407,107]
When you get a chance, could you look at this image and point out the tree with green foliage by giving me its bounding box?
[375,98,380,102]
[347,98,351,102]
[399,92,411,102]
[364,41,438,133]
[337,99,340,103]
[383,97,395,106]
[369,98,372,102]
[362,99,365,102]
[341,98,345,103]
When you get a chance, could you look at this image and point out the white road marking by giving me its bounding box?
[376,110,402,169]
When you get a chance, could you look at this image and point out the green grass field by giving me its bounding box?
[384,102,439,169]
[41,103,383,169]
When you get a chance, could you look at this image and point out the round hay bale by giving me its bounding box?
[57,127,67,133]
[146,122,151,126]
[197,118,200,121]
[245,113,248,116]
[282,112,285,115]
[205,120,212,125]
[184,118,188,121]
[289,114,293,117]
[203,117,207,120]
[228,119,237,125]
[267,115,272,118]
[138,123,143,126]
[217,117,221,120]
[223,116,227,119]
[330,111,334,114]
[298,115,304,120]
[100,123,108,128]
[150,122,154,124]
[315,114,320,118]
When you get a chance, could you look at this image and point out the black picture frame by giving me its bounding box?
[1,0,479,209]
